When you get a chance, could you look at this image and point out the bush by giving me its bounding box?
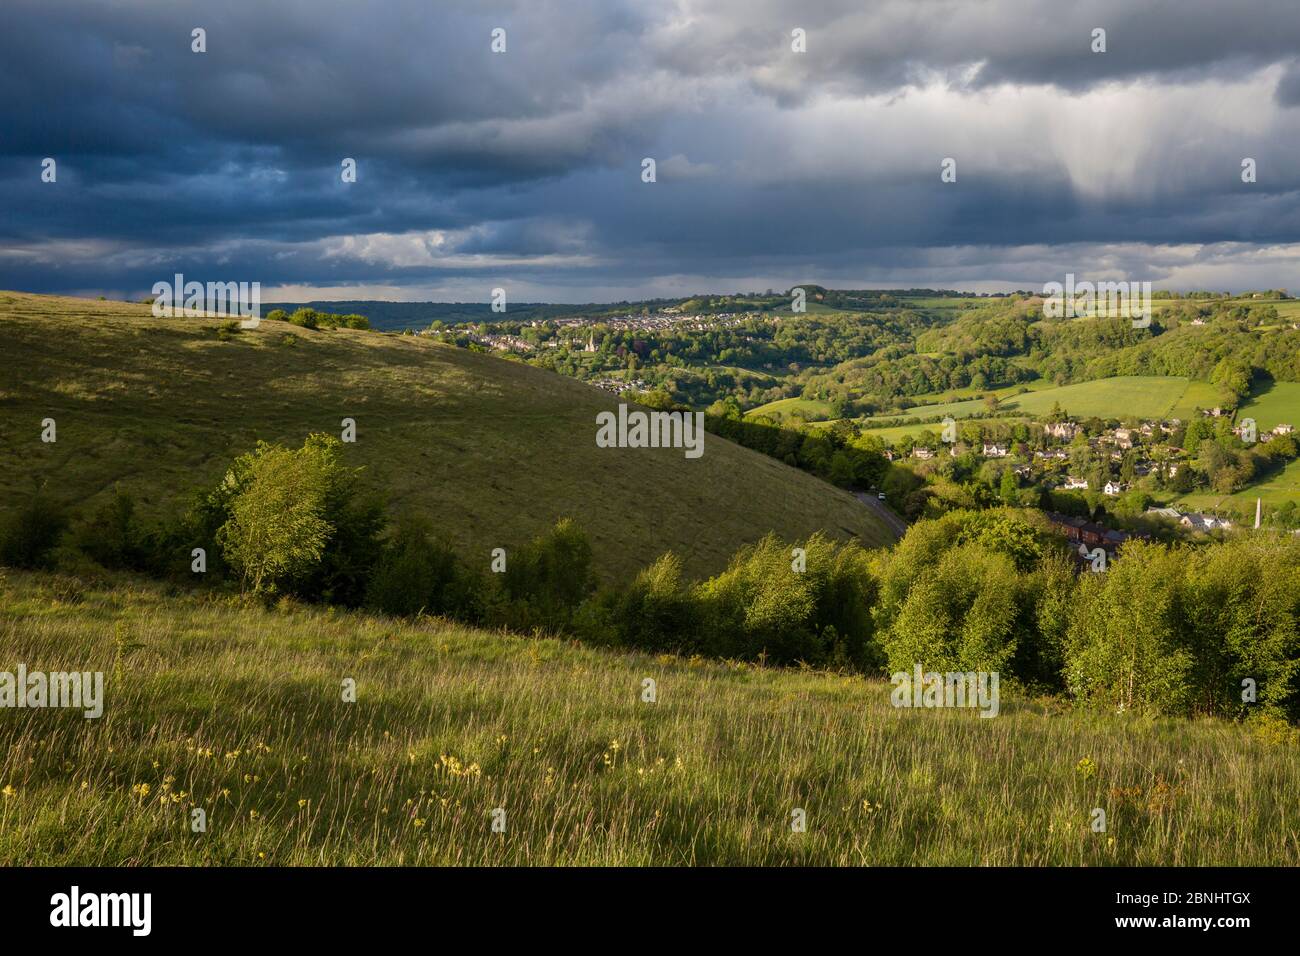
[0,495,69,569]
[579,552,700,653]
[497,518,594,632]
[366,518,473,619]
[72,489,147,570]
[1064,541,1194,716]
[209,434,384,602]
[692,533,877,667]
[881,543,1029,676]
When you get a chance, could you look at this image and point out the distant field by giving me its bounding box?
[1176,458,1300,515]
[900,378,1057,409]
[850,377,1225,432]
[1237,382,1300,432]
[1002,377,1222,422]
[745,397,835,420]
[3,570,1295,866]
[1225,298,1300,320]
[859,418,1030,443]
[1182,382,1300,513]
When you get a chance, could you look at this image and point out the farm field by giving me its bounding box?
[1226,298,1300,320]
[1175,457,1300,514]
[898,377,1058,410]
[1004,376,1225,422]
[2,569,1296,866]
[1237,382,1300,432]
[858,418,1031,443]
[744,396,835,421]
[846,377,1227,433]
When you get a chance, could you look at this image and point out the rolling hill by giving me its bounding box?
[0,293,893,581]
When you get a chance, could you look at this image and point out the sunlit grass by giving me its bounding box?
[1,570,1296,866]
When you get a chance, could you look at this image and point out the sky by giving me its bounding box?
[2,0,1299,303]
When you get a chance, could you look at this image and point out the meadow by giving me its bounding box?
[1175,457,1300,513]
[743,396,835,421]
[858,418,1031,443]
[1237,381,1300,432]
[1,569,1296,866]
[853,376,1228,430]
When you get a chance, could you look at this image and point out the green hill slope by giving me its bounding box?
[0,292,892,580]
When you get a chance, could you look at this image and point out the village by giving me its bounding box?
[889,411,1299,561]
[431,309,765,357]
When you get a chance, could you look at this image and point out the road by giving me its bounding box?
[853,491,909,540]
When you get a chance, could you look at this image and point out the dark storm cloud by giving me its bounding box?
[1,0,1298,299]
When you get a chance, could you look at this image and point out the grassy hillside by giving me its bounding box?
[1238,381,1300,432]
[993,376,1224,422]
[0,293,892,580]
[1175,457,1300,513]
[745,396,835,421]
[847,376,1228,431]
[1,570,1296,866]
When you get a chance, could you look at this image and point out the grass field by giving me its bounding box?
[837,377,1227,435]
[1173,382,1300,513]
[745,396,835,421]
[857,418,1031,443]
[0,293,892,581]
[1004,377,1226,422]
[2,569,1296,866]
[1175,457,1300,514]
[872,377,1227,426]
[1226,297,1300,320]
[1237,382,1300,432]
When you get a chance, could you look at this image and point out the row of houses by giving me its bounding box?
[1045,512,1136,563]
[589,377,650,395]
[1145,506,1234,532]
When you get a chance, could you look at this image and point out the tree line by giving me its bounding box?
[1,438,1296,726]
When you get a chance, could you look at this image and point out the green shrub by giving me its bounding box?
[497,518,594,633]
[72,489,147,570]
[1064,541,1194,715]
[579,552,700,653]
[692,532,877,667]
[0,495,69,569]
[881,543,1028,676]
[209,434,384,602]
[366,518,472,619]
